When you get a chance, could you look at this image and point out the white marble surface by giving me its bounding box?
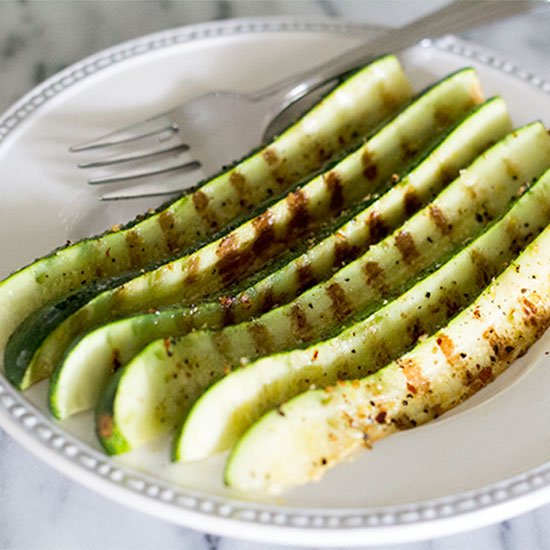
[1,1,550,549]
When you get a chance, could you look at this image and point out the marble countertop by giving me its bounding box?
[1,1,549,549]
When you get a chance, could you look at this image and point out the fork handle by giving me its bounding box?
[253,0,536,111]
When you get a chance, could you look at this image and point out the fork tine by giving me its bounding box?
[99,188,182,201]
[88,159,202,185]
[69,112,178,153]
[78,143,189,169]
[97,168,205,201]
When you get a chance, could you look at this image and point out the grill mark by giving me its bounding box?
[248,322,274,355]
[192,190,209,211]
[229,170,248,200]
[366,210,388,242]
[521,295,539,317]
[362,261,386,292]
[124,229,143,268]
[191,190,219,231]
[511,235,529,256]
[520,293,546,329]
[326,282,352,322]
[396,356,429,395]
[443,291,463,318]
[324,171,345,213]
[216,233,252,285]
[372,337,393,366]
[401,139,418,160]
[439,164,458,187]
[158,210,180,252]
[361,148,378,181]
[286,188,309,233]
[289,304,312,342]
[429,205,451,235]
[251,210,276,255]
[296,259,316,291]
[217,233,238,257]
[261,287,275,314]
[403,187,422,216]
[333,233,358,267]
[470,249,494,288]
[262,147,279,166]
[218,295,236,324]
[433,105,454,129]
[436,332,456,363]
[184,254,200,285]
[394,230,419,263]
[406,318,425,343]
[504,216,521,240]
[379,80,402,111]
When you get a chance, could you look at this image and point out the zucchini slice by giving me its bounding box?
[50,97,510,420]
[9,68,482,390]
[96,122,550,455]
[0,54,412,363]
[178,167,550,462]
[224,220,550,494]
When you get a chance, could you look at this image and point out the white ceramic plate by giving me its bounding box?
[0,18,549,547]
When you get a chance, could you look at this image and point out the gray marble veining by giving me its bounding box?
[0,1,549,549]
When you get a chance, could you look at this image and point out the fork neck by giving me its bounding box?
[249,0,535,116]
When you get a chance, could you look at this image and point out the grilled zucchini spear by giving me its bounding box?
[7,68,482,391]
[96,122,550,456]
[1,55,412,382]
[225,219,550,494]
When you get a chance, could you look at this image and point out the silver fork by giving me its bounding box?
[71,0,535,201]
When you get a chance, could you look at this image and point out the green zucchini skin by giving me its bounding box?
[50,97,510,420]
[10,68,481,391]
[96,122,550,455]
[1,55,412,377]
[177,168,550,462]
[224,221,550,493]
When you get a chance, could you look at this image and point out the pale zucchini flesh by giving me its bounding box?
[11,68,482,390]
[224,222,550,493]
[2,54,412,384]
[97,122,550,455]
[177,168,550,461]
[51,96,510,420]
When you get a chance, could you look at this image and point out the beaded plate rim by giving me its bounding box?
[0,17,549,546]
